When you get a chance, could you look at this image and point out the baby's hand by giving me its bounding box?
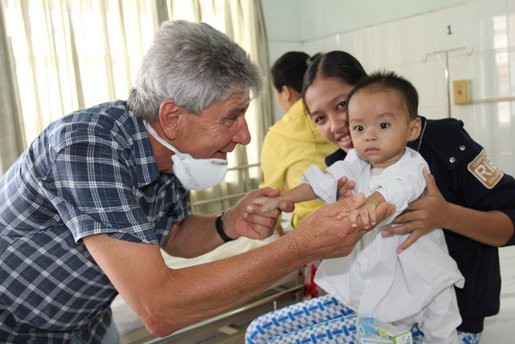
[252,196,281,213]
[349,203,377,229]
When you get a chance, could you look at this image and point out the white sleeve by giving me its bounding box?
[370,148,428,212]
[301,150,363,204]
[301,165,339,203]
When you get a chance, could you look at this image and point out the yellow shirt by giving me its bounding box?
[260,99,337,228]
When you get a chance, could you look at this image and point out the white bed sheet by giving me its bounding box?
[111,234,280,336]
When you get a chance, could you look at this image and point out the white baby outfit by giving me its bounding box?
[303,147,464,344]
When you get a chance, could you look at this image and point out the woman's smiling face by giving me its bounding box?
[303,77,355,151]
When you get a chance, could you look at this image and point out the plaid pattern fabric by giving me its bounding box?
[0,101,191,343]
[246,295,480,344]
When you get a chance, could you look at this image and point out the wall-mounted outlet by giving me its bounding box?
[453,79,471,105]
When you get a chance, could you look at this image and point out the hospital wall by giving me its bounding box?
[262,0,515,176]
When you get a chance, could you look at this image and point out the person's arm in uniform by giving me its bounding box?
[389,169,514,251]
[84,191,394,337]
[384,118,515,251]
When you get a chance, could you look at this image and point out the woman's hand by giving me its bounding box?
[337,176,356,200]
[382,169,450,253]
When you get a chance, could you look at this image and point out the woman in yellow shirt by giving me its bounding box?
[260,52,336,229]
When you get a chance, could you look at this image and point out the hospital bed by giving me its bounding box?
[112,244,515,343]
[112,234,304,343]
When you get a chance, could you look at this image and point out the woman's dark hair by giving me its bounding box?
[302,50,367,98]
[271,51,312,94]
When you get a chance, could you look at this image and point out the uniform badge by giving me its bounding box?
[467,149,503,189]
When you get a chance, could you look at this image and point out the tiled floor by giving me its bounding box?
[481,246,515,343]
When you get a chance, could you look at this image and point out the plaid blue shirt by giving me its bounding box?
[0,101,191,343]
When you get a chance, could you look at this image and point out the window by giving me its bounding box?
[1,0,273,212]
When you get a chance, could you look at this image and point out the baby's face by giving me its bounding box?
[347,88,418,169]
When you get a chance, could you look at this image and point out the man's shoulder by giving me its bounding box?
[70,100,131,125]
[54,101,141,141]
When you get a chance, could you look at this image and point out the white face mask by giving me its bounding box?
[144,121,228,190]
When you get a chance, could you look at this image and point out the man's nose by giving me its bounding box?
[234,118,251,145]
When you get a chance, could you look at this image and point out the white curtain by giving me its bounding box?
[0,0,274,212]
[2,0,159,144]
[0,1,24,172]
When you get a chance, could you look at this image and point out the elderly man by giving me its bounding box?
[0,20,392,343]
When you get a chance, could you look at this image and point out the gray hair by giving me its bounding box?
[127,20,263,120]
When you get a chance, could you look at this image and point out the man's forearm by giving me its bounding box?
[151,233,306,336]
[148,194,393,336]
[163,214,223,258]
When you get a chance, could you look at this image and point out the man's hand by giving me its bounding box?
[223,188,285,240]
[383,169,448,252]
[348,202,378,229]
[292,193,394,260]
[336,197,378,230]
[252,195,282,213]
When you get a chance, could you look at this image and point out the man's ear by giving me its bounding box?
[158,100,181,140]
[408,116,422,141]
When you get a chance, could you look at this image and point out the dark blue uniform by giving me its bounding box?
[326,116,515,333]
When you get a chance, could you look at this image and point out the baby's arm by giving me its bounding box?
[253,184,318,213]
[342,192,386,229]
